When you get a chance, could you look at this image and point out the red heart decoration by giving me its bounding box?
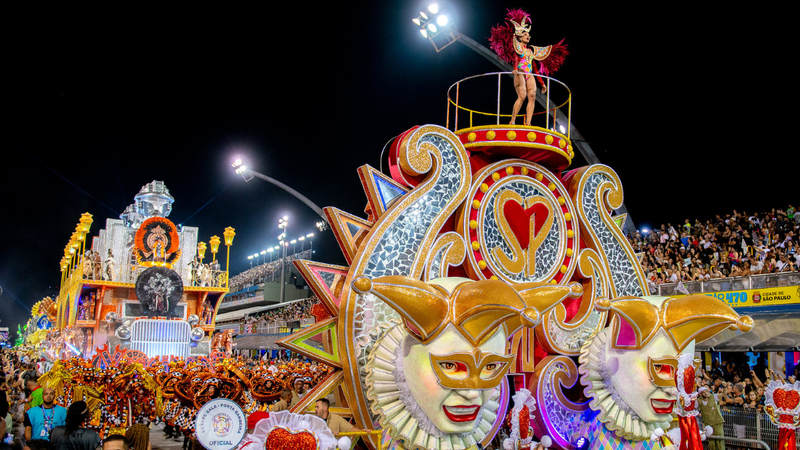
[503,201,550,249]
[683,366,696,394]
[774,389,800,410]
[265,427,319,450]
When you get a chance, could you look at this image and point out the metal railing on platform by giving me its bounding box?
[113,263,229,289]
[446,72,571,135]
[239,318,315,335]
[655,272,800,296]
[699,407,799,449]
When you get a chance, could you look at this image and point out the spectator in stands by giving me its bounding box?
[628,205,799,292]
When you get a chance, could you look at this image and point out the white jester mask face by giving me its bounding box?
[402,324,509,434]
[605,328,679,423]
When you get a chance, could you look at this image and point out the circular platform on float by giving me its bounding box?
[456,125,573,171]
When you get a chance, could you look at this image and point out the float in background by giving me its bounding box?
[27,181,235,360]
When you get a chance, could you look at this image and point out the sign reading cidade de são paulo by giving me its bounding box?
[674,286,800,308]
[195,399,247,450]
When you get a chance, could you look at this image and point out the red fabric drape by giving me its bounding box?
[778,428,797,450]
[678,416,702,450]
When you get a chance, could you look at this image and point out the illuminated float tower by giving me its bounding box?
[54,181,235,360]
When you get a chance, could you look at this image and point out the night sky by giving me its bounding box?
[2,3,793,331]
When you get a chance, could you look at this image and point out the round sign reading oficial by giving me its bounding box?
[195,399,247,450]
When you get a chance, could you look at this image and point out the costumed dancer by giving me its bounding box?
[104,250,115,281]
[503,388,551,450]
[673,353,712,450]
[489,9,567,126]
[83,250,94,279]
[764,380,800,450]
[93,250,102,280]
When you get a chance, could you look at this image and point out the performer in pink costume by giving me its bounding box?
[489,9,568,126]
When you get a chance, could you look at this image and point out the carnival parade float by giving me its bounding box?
[21,8,760,450]
[46,180,235,361]
[269,9,755,450]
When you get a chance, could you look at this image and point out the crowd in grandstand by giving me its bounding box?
[627,205,799,286]
[229,250,311,293]
[698,354,799,413]
[240,297,317,334]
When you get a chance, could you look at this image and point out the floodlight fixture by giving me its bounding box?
[411,2,460,52]
[232,158,254,181]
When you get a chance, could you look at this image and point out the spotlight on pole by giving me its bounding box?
[411,1,459,52]
[232,158,254,182]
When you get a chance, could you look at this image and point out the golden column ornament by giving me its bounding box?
[197,242,207,262]
[209,235,221,262]
[223,227,235,274]
[78,213,93,256]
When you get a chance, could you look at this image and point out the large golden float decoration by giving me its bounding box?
[276,115,752,450]
[275,12,751,448]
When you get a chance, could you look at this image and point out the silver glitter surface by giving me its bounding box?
[351,128,470,426]
[580,171,643,298]
[539,359,586,445]
[546,309,602,352]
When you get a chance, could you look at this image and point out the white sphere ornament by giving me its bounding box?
[190,327,205,342]
[540,435,552,448]
[115,325,131,340]
[337,437,351,450]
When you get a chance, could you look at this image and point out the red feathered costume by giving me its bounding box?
[489,9,568,89]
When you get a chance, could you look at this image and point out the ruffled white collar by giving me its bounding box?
[578,329,670,441]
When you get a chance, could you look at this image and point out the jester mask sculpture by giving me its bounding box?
[355,275,581,450]
[578,296,753,447]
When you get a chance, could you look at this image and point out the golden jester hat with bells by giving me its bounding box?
[354,275,582,450]
[579,295,753,442]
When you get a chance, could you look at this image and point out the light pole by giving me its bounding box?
[278,216,289,303]
[290,239,297,255]
[248,255,253,269]
[233,159,330,229]
[307,233,315,256]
